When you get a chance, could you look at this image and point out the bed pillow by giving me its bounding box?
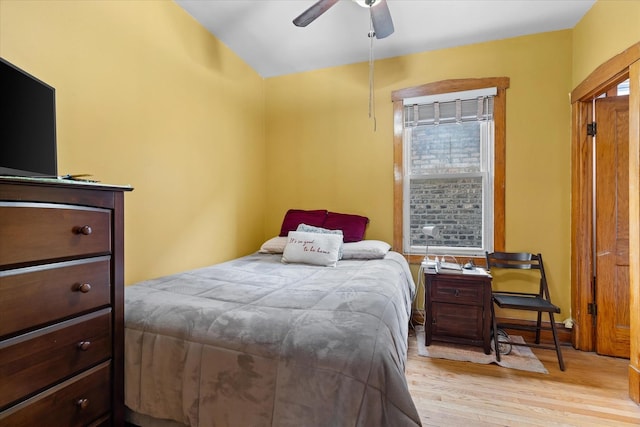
[282,231,343,267]
[323,212,369,242]
[258,236,288,254]
[296,223,344,259]
[342,240,391,260]
[279,209,328,237]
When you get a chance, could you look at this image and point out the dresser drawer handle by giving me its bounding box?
[75,283,92,293]
[74,225,93,235]
[76,398,89,410]
[77,341,91,351]
[454,289,460,297]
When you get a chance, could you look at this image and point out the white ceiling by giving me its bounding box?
[175,0,596,78]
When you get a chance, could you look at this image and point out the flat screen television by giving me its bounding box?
[0,57,57,177]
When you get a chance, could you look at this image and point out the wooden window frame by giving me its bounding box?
[391,77,510,265]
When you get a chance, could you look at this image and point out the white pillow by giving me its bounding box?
[259,236,288,254]
[342,240,391,259]
[282,231,343,267]
[296,223,344,259]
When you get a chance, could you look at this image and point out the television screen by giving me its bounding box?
[0,57,57,177]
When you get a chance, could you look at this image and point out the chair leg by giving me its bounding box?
[535,311,543,344]
[491,300,501,362]
[548,312,565,371]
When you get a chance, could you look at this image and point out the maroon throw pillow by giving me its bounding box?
[323,212,369,243]
[279,209,328,237]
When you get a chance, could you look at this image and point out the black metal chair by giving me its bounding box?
[485,251,565,371]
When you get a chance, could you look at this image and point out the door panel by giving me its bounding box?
[595,96,630,358]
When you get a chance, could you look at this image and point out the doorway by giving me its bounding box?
[570,42,640,402]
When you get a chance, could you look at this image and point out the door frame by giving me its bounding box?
[570,42,640,402]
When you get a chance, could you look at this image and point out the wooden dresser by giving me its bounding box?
[424,270,493,354]
[0,177,132,426]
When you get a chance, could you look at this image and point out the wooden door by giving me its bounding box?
[595,95,630,358]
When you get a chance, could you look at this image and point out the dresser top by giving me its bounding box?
[0,175,133,191]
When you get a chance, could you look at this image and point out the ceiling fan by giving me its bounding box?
[293,0,395,39]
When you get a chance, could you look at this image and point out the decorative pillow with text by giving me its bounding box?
[296,223,344,259]
[281,231,343,267]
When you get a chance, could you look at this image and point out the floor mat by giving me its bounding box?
[415,325,549,374]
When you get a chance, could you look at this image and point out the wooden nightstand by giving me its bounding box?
[424,270,493,354]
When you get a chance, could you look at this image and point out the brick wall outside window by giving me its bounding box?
[408,122,483,249]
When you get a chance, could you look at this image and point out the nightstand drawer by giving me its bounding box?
[0,361,111,427]
[0,309,112,409]
[431,303,484,340]
[0,203,111,267]
[0,257,111,337]
[430,279,484,304]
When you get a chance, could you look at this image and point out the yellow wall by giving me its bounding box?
[572,0,640,88]
[3,0,637,320]
[266,31,574,317]
[0,0,267,284]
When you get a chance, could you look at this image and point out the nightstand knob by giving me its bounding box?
[76,398,89,410]
[455,289,460,297]
[76,283,92,293]
[74,225,92,235]
[77,341,91,351]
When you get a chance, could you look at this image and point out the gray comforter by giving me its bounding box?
[124,251,421,426]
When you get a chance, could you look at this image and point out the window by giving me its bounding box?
[404,89,494,256]
[391,78,509,263]
[618,79,630,95]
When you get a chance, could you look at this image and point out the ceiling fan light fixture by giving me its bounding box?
[354,0,378,8]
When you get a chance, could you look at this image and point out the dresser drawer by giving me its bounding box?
[0,257,111,337]
[0,309,112,410]
[430,279,485,305]
[0,361,111,427]
[0,203,111,267]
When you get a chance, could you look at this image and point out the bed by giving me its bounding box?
[124,211,421,427]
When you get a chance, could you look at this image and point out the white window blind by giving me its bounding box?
[403,87,496,126]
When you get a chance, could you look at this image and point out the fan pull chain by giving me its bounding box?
[368,24,377,131]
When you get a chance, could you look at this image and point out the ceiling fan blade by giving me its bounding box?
[370,0,394,39]
[293,0,340,27]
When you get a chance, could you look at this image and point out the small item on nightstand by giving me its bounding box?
[436,261,462,272]
[463,260,475,270]
[422,256,437,270]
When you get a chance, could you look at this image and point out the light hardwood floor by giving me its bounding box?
[405,328,640,426]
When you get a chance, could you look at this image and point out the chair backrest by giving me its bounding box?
[485,251,551,300]
[486,251,540,270]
